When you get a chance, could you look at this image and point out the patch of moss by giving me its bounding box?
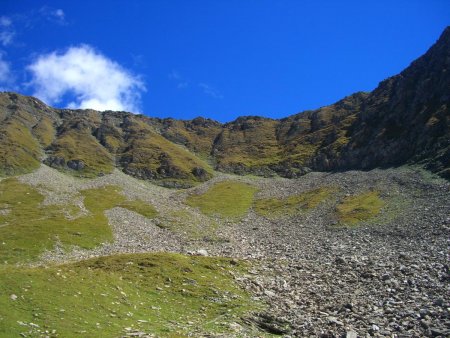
[0,119,41,176]
[0,253,265,337]
[254,187,336,218]
[186,181,258,219]
[0,181,158,264]
[336,191,385,225]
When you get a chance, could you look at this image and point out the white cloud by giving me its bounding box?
[0,54,11,83]
[0,53,15,91]
[0,16,12,27]
[39,6,67,25]
[0,16,14,46]
[0,31,14,46]
[27,45,145,112]
[168,69,189,89]
[199,83,223,99]
[54,9,65,20]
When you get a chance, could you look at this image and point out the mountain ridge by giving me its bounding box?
[0,27,449,184]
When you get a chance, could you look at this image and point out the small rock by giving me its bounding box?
[419,308,429,318]
[430,328,447,337]
[346,330,357,338]
[229,322,243,331]
[264,290,276,297]
[420,319,430,329]
[230,259,239,265]
[335,257,346,265]
[10,294,18,301]
[433,298,444,307]
[196,249,208,256]
[328,316,344,326]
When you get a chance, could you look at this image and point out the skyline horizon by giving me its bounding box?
[1,1,449,122]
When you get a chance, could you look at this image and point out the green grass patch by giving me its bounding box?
[186,181,258,219]
[336,191,385,225]
[254,187,336,218]
[119,200,158,219]
[0,181,158,264]
[0,253,264,337]
[0,119,42,176]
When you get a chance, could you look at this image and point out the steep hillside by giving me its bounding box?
[313,26,450,177]
[150,117,222,159]
[210,92,368,177]
[0,95,213,186]
[212,28,449,178]
[0,27,448,182]
[212,116,282,175]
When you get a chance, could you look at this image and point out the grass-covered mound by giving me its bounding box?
[186,181,258,219]
[0,253,263,337]
[254,187,336,218]
[0,180,157,264]
[336,191,385,225]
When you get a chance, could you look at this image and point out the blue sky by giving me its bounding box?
[0,1,449,122]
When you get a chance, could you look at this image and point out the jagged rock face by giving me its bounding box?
[0,27,449,181]
[327,27,450,177]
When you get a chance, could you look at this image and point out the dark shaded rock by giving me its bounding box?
[191,167,208,180]
[44,156,65,168]
[67,159,85,171]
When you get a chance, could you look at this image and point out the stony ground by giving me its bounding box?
[18,165,450,337]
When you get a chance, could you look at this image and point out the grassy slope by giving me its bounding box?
[32,116,55,148]
[186,181,258,219]
[157,118,222,159]
[215,119,282,169]
[0,119,42,176]
[254,187,337,218]
[0,180,158,264]
[336,191,385,225]
[0,253,264,337]
[51,129,115,177]
[120,119,213,184]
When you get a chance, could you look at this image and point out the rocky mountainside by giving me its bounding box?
[212,27,449,178]
[0,27,449,184]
